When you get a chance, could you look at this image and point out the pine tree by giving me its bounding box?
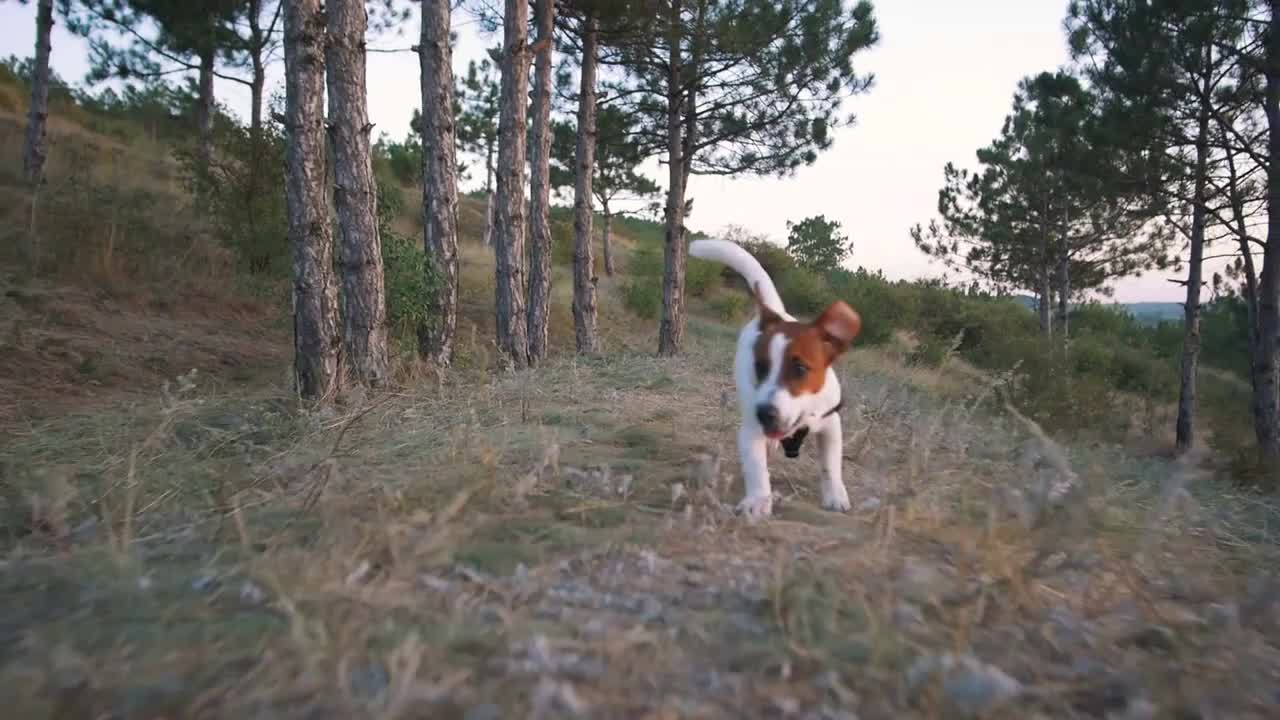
[786,215,852,273]
[455,51,500,247]
[526,0,556,366]
[282,0,340,400]
[417,0,460,367]
[550,107,660,277]
[600,0,880,355]
[492,0,540,369]
[327,0,388,386]
[912,70,1169,338]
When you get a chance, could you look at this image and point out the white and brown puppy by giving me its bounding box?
[689,238,862,520]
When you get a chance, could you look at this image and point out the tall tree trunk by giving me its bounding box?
[1226,127,1265,447]
[679,0,705,200]
[283,0,341,400]
[1038,220,1053,338]
[418,0,460,367]
[23,0,53,187]
[1055,240,1070,338]
[483,142,494,247]
[327,0,389,386]
[249,0,266,135]
[601,200,615,277]
[1175,67,1213,455]
[493,0,532,369]
[196,46,215,180]
[525,0,556,365]
[658,0,687,357]
[571,13,600,354]
[1257,0,1280,462]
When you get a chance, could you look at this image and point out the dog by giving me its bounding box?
[689,239,862,520]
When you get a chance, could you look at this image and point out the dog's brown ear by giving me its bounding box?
[814,300,861,360]
[753,282,783,332]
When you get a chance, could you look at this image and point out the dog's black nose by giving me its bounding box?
[756,404,780,431]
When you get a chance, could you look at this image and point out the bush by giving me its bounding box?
[686,256,720,297]
[177,105,288,275]
[381,230,435,348]
[621,278,661,320]
[710,292,750,323]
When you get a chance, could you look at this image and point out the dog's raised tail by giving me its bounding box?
[689,238,786,315]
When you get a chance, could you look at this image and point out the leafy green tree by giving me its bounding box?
[912,70,1169,339]
[1068,0,1258,454]
[66,0,247,188]
[599,0,880,355]
[550,106,660,276]
[786,215,852,273]
[455,49,500,245]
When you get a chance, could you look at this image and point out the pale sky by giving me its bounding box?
[0,0,1223,303]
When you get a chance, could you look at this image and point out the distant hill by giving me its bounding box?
[1008,294,1183,326]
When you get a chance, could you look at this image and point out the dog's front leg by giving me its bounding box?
[817,414,851,512]
[736,423,773,520]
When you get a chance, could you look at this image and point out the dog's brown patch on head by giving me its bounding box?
[751,299,863,397]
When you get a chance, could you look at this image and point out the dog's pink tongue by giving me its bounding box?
[766,430,787,440]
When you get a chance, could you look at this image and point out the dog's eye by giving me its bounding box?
[754,359,769,381]
[792,358,809,378]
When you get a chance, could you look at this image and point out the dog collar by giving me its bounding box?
[779,398,843,458]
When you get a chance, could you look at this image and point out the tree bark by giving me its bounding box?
[417,0,460,367]
[526,0,556,365]
[571,13,600,354]
[493,0,533,369]
[1038,220,1053,338]
[601,201,615,277]
[1055,239,1070,338]
[196,45,215,180]
[283,0,341,401]
[1225,126,1265,450]
[248,0,266,135]
[23,0,53,187]
[658,0,687,357]
[1257,0,1280,462]
[483,141,495,247]
[1175,64,1213,455]
[326,0,389,386]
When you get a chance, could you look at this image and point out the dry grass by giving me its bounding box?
[3,299,1279,718]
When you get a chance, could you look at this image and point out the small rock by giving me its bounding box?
[892,602,926,630]
[345,559,374,586]
[814,670,858,706]
[531,677,588,719]
[906,653,1022,716]
[1107,698,1157,720]
[1123,626,1175,653]
[191,572,219,593]
[1205,602,1240,632]
[894,558,954,605]
[770,695,801,716]
[239,580,266,605]
[856,497,882,512]
[463,703,503,720]
[347,662,389,703]
[136,574,154,591]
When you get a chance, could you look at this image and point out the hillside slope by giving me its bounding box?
[2,76,1280,720]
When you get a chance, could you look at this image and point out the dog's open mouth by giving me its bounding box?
[764,429,789,440]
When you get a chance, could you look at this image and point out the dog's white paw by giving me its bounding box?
[736,494,773,521]
[821,489,852,513]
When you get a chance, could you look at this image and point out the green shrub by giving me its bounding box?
[621,278,661,320]
[710,292,750,323]
[686,256,720,297]
[177,102,288,275]
[381,230,435,348]
[552,221,575,267]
